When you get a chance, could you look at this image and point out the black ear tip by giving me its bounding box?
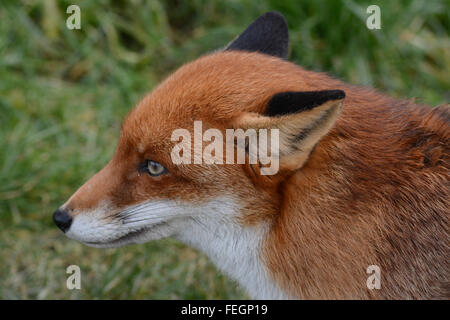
[225,11,290,59]
[327,90,346,100]
[260,11,288,26]
[256,11,289,38]
[265,90,346,117]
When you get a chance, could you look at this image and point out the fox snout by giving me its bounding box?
[52,164,111,235]
[52,208,73,233]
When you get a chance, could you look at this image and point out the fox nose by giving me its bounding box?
[53,208,73,233]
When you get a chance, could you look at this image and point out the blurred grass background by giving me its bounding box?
[0,0,448,299]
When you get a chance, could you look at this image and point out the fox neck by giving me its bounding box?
[173,200,288,299]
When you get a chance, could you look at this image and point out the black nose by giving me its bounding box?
[53,208,73,233]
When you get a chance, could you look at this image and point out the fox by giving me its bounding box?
[53,12,449,299]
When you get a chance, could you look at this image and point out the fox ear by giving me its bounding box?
[234,90,345,172]
[225,11,289,59]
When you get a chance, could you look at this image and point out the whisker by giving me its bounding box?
[121,210,181,221]
[119,203,183,217]
[122,213,189,225]
[100,203,184,221]
[96,199,236,226]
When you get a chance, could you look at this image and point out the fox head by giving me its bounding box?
[54,12,344,268]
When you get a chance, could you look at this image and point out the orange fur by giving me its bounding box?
[66,51,449,299]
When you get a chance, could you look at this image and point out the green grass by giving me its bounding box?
[0,0,448,299]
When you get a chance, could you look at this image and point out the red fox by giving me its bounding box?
[53,12,449,299]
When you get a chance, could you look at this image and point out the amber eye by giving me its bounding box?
[145,160,168,177]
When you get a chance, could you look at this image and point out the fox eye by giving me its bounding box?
[145,160,168,177]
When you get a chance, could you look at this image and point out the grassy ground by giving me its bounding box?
[0,0,448,299]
